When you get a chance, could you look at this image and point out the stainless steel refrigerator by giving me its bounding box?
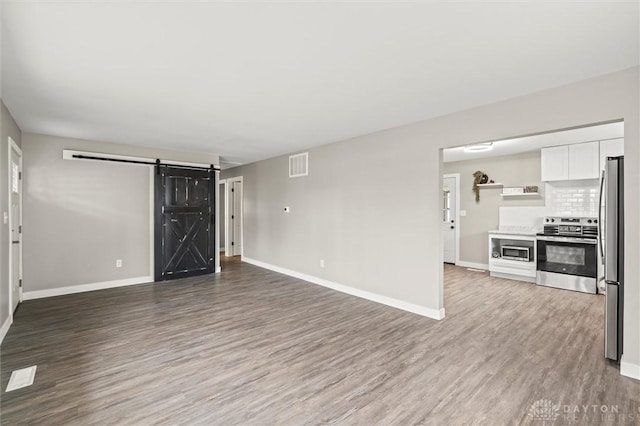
[599,156,624,361]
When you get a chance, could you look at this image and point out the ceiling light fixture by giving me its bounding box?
[463,142,493,153]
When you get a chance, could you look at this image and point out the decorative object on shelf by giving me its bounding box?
[503,187,525,195]
[489,179,495,183]
[492,251,501,258]
[472,170,489,202]
[524,185,539,193]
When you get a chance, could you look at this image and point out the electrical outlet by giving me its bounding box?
[116,259,123,268]
[320,259,325,268]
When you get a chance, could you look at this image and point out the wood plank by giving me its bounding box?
[1,259,638,424]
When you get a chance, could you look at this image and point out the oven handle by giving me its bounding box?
[598,169,605,264]
[536,236,597,244]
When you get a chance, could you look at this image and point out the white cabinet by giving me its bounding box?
[488,233,537,283]
[599,138,624,172]
[541,141,600,181]
[569,141,600,180]
[541,145,569,181]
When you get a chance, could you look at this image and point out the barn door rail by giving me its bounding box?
[62,149,220,172]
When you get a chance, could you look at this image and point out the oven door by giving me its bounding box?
[537,236,597,278]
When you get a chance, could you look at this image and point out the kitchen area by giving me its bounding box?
[442,121,624,363]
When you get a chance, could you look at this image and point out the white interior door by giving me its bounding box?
[443,176,457,264]
[231,181,243,256]
[9,143,22,312]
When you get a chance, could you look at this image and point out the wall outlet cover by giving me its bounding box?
[116,259,123,268]
[460,210,467,217]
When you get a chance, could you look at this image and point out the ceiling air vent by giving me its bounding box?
[289,152,308,178]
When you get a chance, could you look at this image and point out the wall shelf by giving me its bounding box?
[476,183,504,188]
[500,192,540,197]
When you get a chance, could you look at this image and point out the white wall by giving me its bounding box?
[22,133,219,297]
[223,67,640,378]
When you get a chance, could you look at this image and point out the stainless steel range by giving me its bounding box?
[536,216,598,293]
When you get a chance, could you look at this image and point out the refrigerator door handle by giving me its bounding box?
[598,169,605,264]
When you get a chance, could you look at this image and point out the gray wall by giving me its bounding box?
[443,151,545,265]
[0,100,22,329]
[223,67,640,373]
[22,133,219,293]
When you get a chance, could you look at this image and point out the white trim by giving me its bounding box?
[214,170,221,273]
[62,149,219,169]
[0,315,13,344]
[7,137,23,319]
[215,266,222,273]
[149,167,155,279]
[218,178,226,262]
[620,355,640,380]
[242,256,445,320]
[226,176,243,256]
[23,276,153,300]
[456,260,489,271]
[443,173,461,265]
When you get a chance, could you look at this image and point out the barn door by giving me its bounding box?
[155,166,215,281]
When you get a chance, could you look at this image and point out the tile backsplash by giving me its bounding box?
[545,179,599,217]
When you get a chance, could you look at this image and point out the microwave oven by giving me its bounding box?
[501,245,531,262]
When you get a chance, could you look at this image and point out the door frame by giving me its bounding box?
[219,179,226,254]
[443,173,460,265]
[7,137,23,313]
[225,176,243,257]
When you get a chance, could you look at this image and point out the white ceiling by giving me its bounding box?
[443,121,624,163]
[2,2,638,167]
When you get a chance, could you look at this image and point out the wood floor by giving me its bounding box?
[1,259,638,425]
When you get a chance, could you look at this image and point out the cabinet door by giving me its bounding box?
[541,145,569,181]
[569,141,599,180]
[599,138,624,171]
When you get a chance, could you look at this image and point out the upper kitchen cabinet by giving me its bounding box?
[599,138,624,171]
[541,141,599,181]
[568,141,600,179]
[541,145,569,181]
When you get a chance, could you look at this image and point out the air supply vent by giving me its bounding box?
[289,152,308,178]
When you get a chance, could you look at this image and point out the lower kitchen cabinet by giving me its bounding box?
[488,233,537,283]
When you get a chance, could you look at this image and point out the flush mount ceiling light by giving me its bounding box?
[463,142,493,153]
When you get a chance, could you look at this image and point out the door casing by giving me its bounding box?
[224,176,243,257]
[7,137,23,314]
[443,173,460,265]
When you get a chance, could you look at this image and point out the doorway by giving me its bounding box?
[225,177,243,257]
[442,174,459,265]
[154,165,216,281]
[8,137,23,313]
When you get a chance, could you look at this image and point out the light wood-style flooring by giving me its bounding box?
[1,259,638,425]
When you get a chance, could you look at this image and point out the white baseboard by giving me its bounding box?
[215,267,221,273]
[23,276,154,300]
[0,315,13,345]
[456,260,489,270]
[620,355,640,380]
[242,257,445,320]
